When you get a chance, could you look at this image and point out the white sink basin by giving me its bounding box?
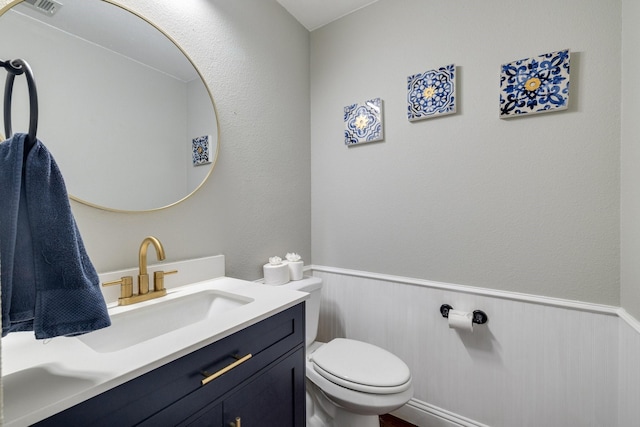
[77,289,253,353]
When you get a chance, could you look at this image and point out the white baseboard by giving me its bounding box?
[391,399,489,427]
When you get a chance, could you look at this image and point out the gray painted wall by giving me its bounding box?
[621,0,640,319]
[311,0,621,305]
[1,0,632,308]
[4,0,312,280]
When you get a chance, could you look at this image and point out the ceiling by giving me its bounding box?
[276,0,379,31]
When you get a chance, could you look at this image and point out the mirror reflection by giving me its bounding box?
[0,0,218,211]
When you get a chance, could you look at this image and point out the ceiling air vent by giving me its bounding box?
[23,0,63,17]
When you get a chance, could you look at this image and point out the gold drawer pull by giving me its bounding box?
[201,354,252,386]
[230,416,241,427]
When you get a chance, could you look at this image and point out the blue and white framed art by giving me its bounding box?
[407,64,456,121]
[344,98,384,146]
[499,49,570,118]
[192,135,211,166]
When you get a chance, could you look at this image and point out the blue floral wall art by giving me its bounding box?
[344,98,384,146]
[407,64,456,121]
[500,49,570,118]
[192,135,211,166]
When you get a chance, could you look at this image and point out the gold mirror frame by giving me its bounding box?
[0,0,220,213]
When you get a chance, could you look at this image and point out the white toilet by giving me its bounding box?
[282,276,413,427]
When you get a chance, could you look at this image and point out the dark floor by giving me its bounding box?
[379,414,418,427]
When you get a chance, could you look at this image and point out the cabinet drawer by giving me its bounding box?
[36,303,305,427]
[146,346,305,427]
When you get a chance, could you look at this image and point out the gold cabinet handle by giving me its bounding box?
[201,354,252,386]
[230,417,241,427]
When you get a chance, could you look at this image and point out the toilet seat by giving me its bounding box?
[310,338,411,394]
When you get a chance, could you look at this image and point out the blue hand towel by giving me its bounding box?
[0,133,111,339]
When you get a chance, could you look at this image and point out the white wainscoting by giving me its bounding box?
[618,311,640,426]
[311,267,631,427]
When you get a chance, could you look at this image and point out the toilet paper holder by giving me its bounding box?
[439,304,488,325]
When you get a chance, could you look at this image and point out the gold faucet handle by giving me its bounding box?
[153,269,178,292]
[102,276,134,299]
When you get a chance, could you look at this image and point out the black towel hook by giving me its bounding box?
[1,58,39,153]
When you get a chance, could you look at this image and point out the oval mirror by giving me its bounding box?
[0,0,218,212]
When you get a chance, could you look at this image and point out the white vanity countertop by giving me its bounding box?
[1,276,308,427]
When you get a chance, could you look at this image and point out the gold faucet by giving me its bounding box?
[103,236,177,306]
[139,236,166,295]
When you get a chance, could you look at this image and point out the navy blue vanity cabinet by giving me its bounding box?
[35,303,305,427]
[158,346,304,426]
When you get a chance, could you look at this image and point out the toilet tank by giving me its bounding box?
[278,276,322,348]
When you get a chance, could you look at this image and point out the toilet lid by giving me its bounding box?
[310,338,411,394]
